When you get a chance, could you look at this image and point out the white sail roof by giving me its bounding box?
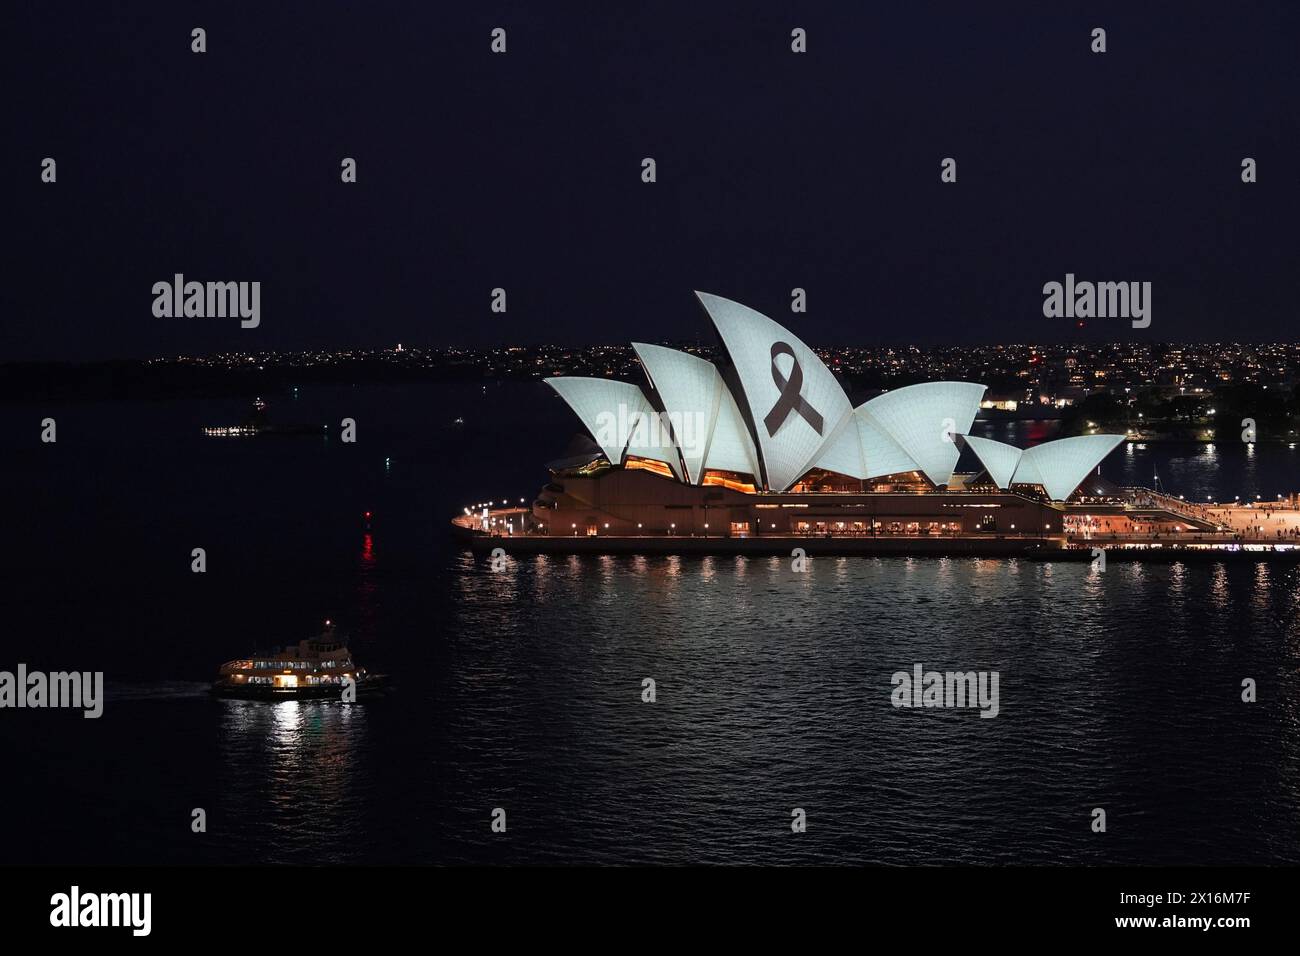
[1010,451,1043,488]
[857,411,923,479]
[960,434,1023,489]
[543,295,1127,499]
[857,382,986,486]
[813,410,934,481]
[703,376,764,480]
[544,376,683,479]
[696,292,854,491]
[812,411,869,479]
[1011,434,1126,500]
[632,343,760,483]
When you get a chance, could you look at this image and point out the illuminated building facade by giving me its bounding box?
[472,293,1211,544]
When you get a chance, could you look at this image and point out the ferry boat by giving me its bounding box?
[202,397,328,438]
[212,623,388,700]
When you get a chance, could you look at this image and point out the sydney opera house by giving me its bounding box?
[461,293,1218,552]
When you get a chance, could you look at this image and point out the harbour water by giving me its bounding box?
[2,383,1298,864]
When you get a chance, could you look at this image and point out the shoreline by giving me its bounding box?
[458,530,1300,563]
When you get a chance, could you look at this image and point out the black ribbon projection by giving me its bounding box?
[763,341,824,437]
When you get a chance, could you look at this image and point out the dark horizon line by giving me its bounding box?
[7,337,1300,368]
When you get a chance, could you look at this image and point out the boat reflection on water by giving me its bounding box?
[215,694,374,862]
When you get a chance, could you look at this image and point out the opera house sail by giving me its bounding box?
[455,293,1213,553]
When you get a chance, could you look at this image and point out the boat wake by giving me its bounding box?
[106,681,212,701]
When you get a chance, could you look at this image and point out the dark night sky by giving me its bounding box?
[8,1,1299,361]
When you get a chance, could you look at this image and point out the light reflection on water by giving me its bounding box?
[215,699,369,862]
[431,551,1300,865]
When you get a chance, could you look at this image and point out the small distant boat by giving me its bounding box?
[212,622,388,700]
[203,397,328,438]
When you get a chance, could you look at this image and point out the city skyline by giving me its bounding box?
[8,337,1300,395]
